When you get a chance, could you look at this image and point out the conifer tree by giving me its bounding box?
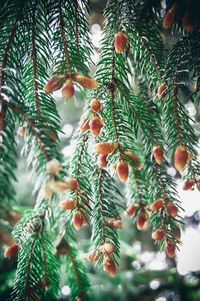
[0,0,200,300]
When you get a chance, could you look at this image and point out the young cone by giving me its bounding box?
[43,74,66,93]
[182,12,195,32]
[117,160,129,182]
[46,159,61,174]
[165,241,176,258]
[172,226,181,240]
[90,116,103,137]
[152,144,164,164]
[100,242,115,254]
[73,211,83,231]
[94,141,118,155]
[80,117,90,132]
[59,199,76,210]
[66,178,78,191]
[87,250,100,262]
[157,84,167,100]
[4,243,19,258]
[91,98,101,112]
[114,32,127,53]
[136,212,148,230]
[107,218,123,229]
[72,74,99,89]
[122,150,142,170]
[62,80,74,99]
[183,178,194,190]
[174,145,188,171]
[163,4,177,29]
[167,202,178,217]
[102,255,116,277]
[124,204,139,216]
[97,154,108,168]
[152,229,165,240]
[151,198,165,211]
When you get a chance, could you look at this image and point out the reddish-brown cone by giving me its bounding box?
[172,226,181,240]
[122,150,142,170]
[4,243,19,258]
[167,202,178,217]
[87,250,100,262]
[183,178,195,190]
[153,144,164,164]
[151,198,165,211]
[174,145,188,171]
[165,241,176,257]
[91,98,101,112]
[114,32,127,53]
[66,178,78,191]
[152,229,165,240]
[72,74,99,89]
[163,4,177,29]
[102,255,116,277]
[90,116,103,137]
[100,243,115,254]
[97,154,108,168]
[43,75,66,93]
[62,80,74,99]
[46,159,61,174]
[94,141,118,155]
[107,218,122,229]
[182,12,195,32]
[136,212,148,230]
[59,199,76,210]
[117,161,129,182]
[157,84,167,100]
[196,182,200,191]
[124,204,139,216]
[80,117,90,132]
[73,211,83,231]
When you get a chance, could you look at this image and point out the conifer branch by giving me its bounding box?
[98,170,106,244]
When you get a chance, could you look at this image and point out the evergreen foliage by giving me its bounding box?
[0,0,200,300]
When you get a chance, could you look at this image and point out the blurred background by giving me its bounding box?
[1,1,200,300]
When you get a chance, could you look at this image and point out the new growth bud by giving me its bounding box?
[117,160,129,182]
[66,178,78,191]
[152,229,165,240]
[183,178,195,190]
[46,159,61,174]
[4,243,19,258]
[102,255,116,277]
[59,199,76,210]
[100,242,115,254]
[73,211,83,231]
[72,74,99,89]
[165,241,176,257]
[90,116,103,137]
[124,204,139,216]
[157,84,167,100]
[136,212,148,230]
[61,80,74,99]
[174,145,188,171]
[43,75,66,93]
[151,198,165,211]
[114,32,127,53]
[94,141,118,155]
[97,154,108,168]
[167,202,178,217]
[91,98,101,112]
[153,144,164,164]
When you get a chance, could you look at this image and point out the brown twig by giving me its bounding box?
[98,170,106,244]
[59,0,71,77]
[31,0,40,113]
[133,169,143,206]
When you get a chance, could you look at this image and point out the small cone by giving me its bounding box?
[152,229,165,240]
[151,198,165,211]
[182,12,195,32]
[174,145,188,171]
[72,74,99,89]
[157,84,167,100]
[97,154,108,168]
[167,202,178,217]
[122,150,142,170]
[73,211,83,231]
[117,161,129,182]
[87,250,100,262]
[80,117,90,132]
[124,204,139,216]
[66,178,78,191]
[44,74,66,93]
[163,4,177,29]
[90,116,103,137]
[165,241,176,257]
[172,226,181,240]
[62,80,74,99]
[102,255,116,277]
[4,243,19,258]
[100,243,115,254]
[183,178,195,190]
[46,159,61,174]
[59,199,76,210]
[114,32,127,53]
[136,212,148,230]
[94,141,118,155]
[153,144,164,164]
[91,98,101,112]
[107,218,122,229]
